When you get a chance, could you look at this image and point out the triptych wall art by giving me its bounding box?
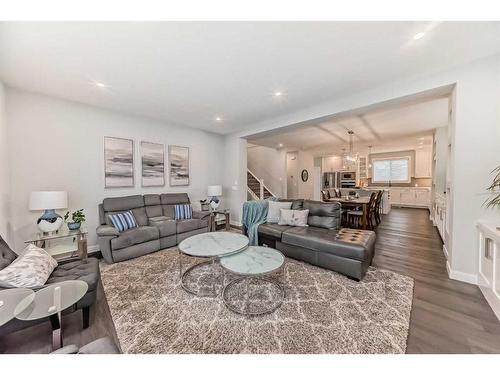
[103,137,189,188]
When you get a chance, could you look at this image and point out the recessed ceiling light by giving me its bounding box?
[278,143,283,147]
[419,137,425,140]
[413,32,425,41]
[93,81,107,88]
[215,116,222,122]
[274,91,283,97]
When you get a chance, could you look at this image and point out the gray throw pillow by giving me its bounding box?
[0,244,58,288]
[267,201,292,223]
[278,209,309,227]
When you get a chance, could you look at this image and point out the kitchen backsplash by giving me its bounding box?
[364,177,432,188]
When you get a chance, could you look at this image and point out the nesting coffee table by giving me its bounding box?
[220,246,285,316]
[178,232,249,296]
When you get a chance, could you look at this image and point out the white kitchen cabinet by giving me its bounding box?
[389,188,430,208]
[415,189,430,206]
[400,189,416,206]
[415,149,432,178]
[322,156,343,172]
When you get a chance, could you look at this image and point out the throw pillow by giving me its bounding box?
[174,204,193,220]
[109,211,138,232]
[267,201,292,223]
[0,244,58,288]
[278,209,309,227]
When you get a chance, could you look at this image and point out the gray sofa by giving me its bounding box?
[249,199,376,281]
[97,193,210,263]
[0,235,100,336]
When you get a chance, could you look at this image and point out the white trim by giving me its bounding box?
[442,244,449,260]
[479,286,500,323]
[446,260,478,285]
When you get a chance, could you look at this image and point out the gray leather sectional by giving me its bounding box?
[252,199,376,281]
[97,193,210,263]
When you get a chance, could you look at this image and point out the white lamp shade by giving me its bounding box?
[207,185,222,197]
[29,191,68,210]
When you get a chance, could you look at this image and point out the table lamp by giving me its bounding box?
[29,191,68,234]
[207,185,222,211]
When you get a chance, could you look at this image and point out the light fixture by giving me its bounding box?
[215,116,222,122]
[419,137,425,140]
[413,32,425,40]
[278,143,283,148]
[274,91,283,97]
[368,146,373,169]
[342,130,358,169]
[92,81,107,88]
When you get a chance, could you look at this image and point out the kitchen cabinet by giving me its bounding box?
[415,149,432,178]
[322,156,343,172]
[389,188,430,208]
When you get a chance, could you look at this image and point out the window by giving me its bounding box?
[372,157,410,183]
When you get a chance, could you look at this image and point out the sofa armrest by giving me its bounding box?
[193,210,210,220]
[96,225,119,237]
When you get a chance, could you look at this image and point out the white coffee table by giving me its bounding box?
[220,246,285,316]
[178,232,249,296]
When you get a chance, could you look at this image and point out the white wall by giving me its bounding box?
[6,89,225,252]
[247,144,286,197]
[0,82,11,245]
[433,126,448,196]
[224,54,500,284]
[297,150,315,199]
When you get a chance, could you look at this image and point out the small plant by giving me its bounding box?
[484,166,500,209]
[64,209,86,224]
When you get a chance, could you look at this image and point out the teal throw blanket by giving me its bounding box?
[242,199,270,246]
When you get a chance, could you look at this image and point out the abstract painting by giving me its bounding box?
[104,137,134,188]
[141,141,165,187]
[169,145,189,186]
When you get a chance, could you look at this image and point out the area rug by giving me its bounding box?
[100,248,414,354]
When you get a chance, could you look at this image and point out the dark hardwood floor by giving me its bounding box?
[1,207,499,353]
[374,207,500,353]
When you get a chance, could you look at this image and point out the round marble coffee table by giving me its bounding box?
[178,232,249,296]
[220,246,285,316]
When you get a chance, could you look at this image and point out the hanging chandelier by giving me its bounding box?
[342,130,358,169]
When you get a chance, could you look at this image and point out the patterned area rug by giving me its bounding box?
[100,248,414,354]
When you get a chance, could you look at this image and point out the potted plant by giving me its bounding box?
[485,166,500,230]
[64,209,86,230]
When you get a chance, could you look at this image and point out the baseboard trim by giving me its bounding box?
[446,260,478,285]
[479,286,500,323]
[442,244,449,259]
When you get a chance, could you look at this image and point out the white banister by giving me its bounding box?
[259,178,264,199]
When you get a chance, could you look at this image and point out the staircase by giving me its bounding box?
[247,170,275,200]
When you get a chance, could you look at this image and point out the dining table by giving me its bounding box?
[327,196,371,229]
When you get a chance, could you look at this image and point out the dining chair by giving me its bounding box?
[347,191,377,229]
[321,189,330,201]
[374,190,384,225]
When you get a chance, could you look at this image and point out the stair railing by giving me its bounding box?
[247,169,277,199]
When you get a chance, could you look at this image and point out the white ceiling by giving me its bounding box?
[247,97,448,155]
[0,22,499,134]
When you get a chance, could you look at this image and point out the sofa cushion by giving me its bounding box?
[103,195,144,212]
[109,211,138,232]
[177,219,201,234]
[282,226,374,262]
[46,258,100,292]
[111,226,159,250]
[105,207,148,227]
[279,199,304,210]
[144,194,161,206]
[278,209,309,227]
[267,201,292,223]
[150,219,177,237]
[258,223,294,240]
[162,205,175,219]
[303,200,341,230]
[160,193,190,205]
[148,216,170,223]
[145,205,163,218]
[174,204,193,220]
[0,244,58,288]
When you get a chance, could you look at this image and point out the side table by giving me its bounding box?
[25,228,88,260]
[210,210,231,232]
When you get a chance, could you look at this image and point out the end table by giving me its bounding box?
[210,210,231,231]
[25,227,88,260]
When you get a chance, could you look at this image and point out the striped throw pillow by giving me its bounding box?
[174,204,193,220]
[109,211,138,232]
